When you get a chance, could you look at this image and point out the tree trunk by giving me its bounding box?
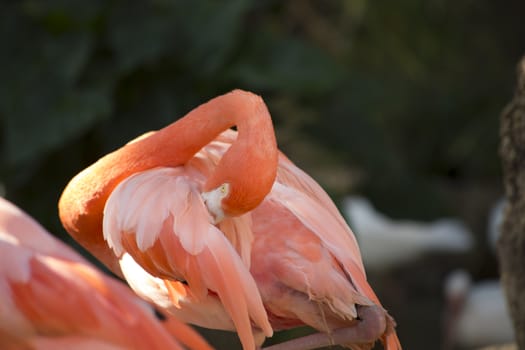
[499,56,525,349]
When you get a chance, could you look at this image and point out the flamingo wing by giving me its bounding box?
[103,166,272,350]
[0,198,194,350]
[251,202,372,332]
[264,158,402,349]
[273,157,369,294]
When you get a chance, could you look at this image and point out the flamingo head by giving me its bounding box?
[201,183,230,223]
[202,144,277,223]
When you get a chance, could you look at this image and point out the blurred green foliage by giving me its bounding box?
[1,1,524,349]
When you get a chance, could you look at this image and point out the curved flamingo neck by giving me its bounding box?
[58,90,277,270]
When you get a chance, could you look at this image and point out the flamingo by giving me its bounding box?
[0,197,212,350]
[58,90,401,350]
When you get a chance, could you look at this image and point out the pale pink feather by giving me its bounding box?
[103,166,272,350]
[275,155,366,273]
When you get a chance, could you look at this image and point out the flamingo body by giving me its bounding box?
[0,197,210,350]
[103,130,399,349]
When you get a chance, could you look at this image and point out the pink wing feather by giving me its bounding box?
[266,155,402,349]
[103,166,272,350]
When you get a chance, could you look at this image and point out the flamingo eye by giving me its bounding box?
[220,183,229,195]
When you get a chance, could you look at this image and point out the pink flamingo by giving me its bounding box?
[0,197,212,350]
[58,90,401,350]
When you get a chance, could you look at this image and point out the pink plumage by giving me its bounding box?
[0,197,210,350]
[102,129,400,350]
[58,90,401,350]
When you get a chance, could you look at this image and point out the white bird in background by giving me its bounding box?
[342,196,474,271]
[487,198,507,253]
[442,269,515,349]
[441,198,515,350]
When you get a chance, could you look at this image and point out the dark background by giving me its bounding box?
[1,1,524,349]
